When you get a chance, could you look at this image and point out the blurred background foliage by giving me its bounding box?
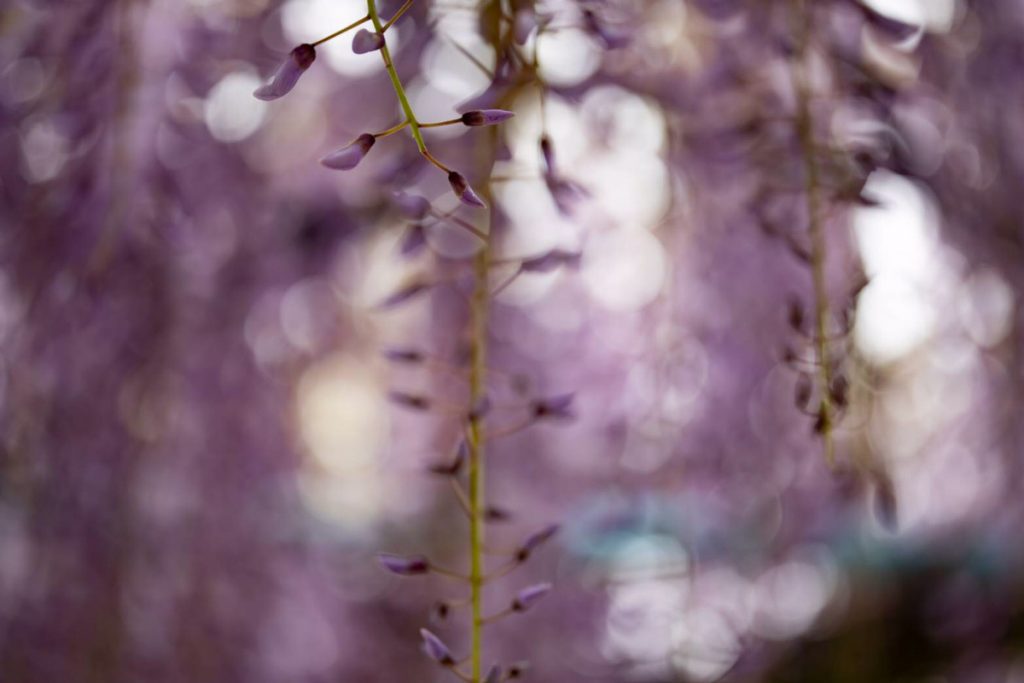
[2,0,1024,681]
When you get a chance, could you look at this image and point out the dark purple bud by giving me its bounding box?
[540,135,556,173]
[484,664,503,683]
[393,191,432,220]
[321,133,376,170]
[431,601,451,622]
[794,374,812,409]
[352,28,385,54]
[254,44,316,100]
[420,628,455,666]
[787,298,804,331]
[511,583,552,612]
[388,391,432,411]
[382,347,425,364]
[461,109,516,127]
[507,661,530,678]
[830,375,849,409]
[484,505,512,522]
[516,523,558,561]
[378,553,430,576]
[520,249,581,274]
[428,440,468,477]
[398,223,428,258]
[530,393,575,421]
[376,280,432,309]
[448,171,486,208]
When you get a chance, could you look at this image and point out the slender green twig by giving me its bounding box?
[312,14,370,46]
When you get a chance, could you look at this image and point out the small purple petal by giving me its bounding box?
[398,223,428,258]
[520,249,582,274]
[321,133,376,170]
[352,28,385,54]
[428,439,468,476]
[448,171,487,208]
[517,523,559,560]
[378,553,430,576]
[484,665,503,683]
[530,393,575,420]
[512,583,552,612]
[376,279,432,309]
[382,347,425,364]
[461,109,516,127]
[388,391,431,411]
[420,628,455,665]
[253,44,316,101]
[393,191,432,219]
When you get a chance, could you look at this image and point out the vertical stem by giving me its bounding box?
[467,245,489,681]
[791,0,835,466]
[366,0,428,153]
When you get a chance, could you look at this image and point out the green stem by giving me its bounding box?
[791,0,835,467]
[311,14,371,47]
[467,244,489,682]
[367,0,426,153]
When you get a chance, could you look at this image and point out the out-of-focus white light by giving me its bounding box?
[205,70,267,142]
[583,230,667,311]
[20,120,68,182]
[854,171,942,364]
[421,37,494,101]
[862,0,957,32]
[752,557,836,639]
[670,607,741,682]
[282,0,398,77]
[296,354,386,527]
[537,28,601,86]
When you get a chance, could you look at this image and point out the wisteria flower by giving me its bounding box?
[378,553,430,576]
[420,628,455,666]
[352,29,385,54]
[448,171,486,208]
[253,44,316,101]
[321,133,376,170]
[511,583,552,612]
[461,109,515,127]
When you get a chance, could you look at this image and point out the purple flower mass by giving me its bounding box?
[6,1,1024,683]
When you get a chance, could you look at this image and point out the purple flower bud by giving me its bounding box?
[507,661,530,678]
[254,44,316,101]
[321,133,376,171]
[428,439,468,476]
[530,393,575,421]
[461,109,516,127]
[520,249,581,274]
[376,280,432,309]
[431,601,451,622]
[398,223,428,258]
[420,628,455,666]
[448,171,486,208]
[378,553,430,576]
[388,391,431,411]
[352,28,385,54]
[484,664,503,683]
[516,523,558,560]
[484,505,512,522]
[393,191,432,220]
[382,347,425,364]
[512,582,552,612]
